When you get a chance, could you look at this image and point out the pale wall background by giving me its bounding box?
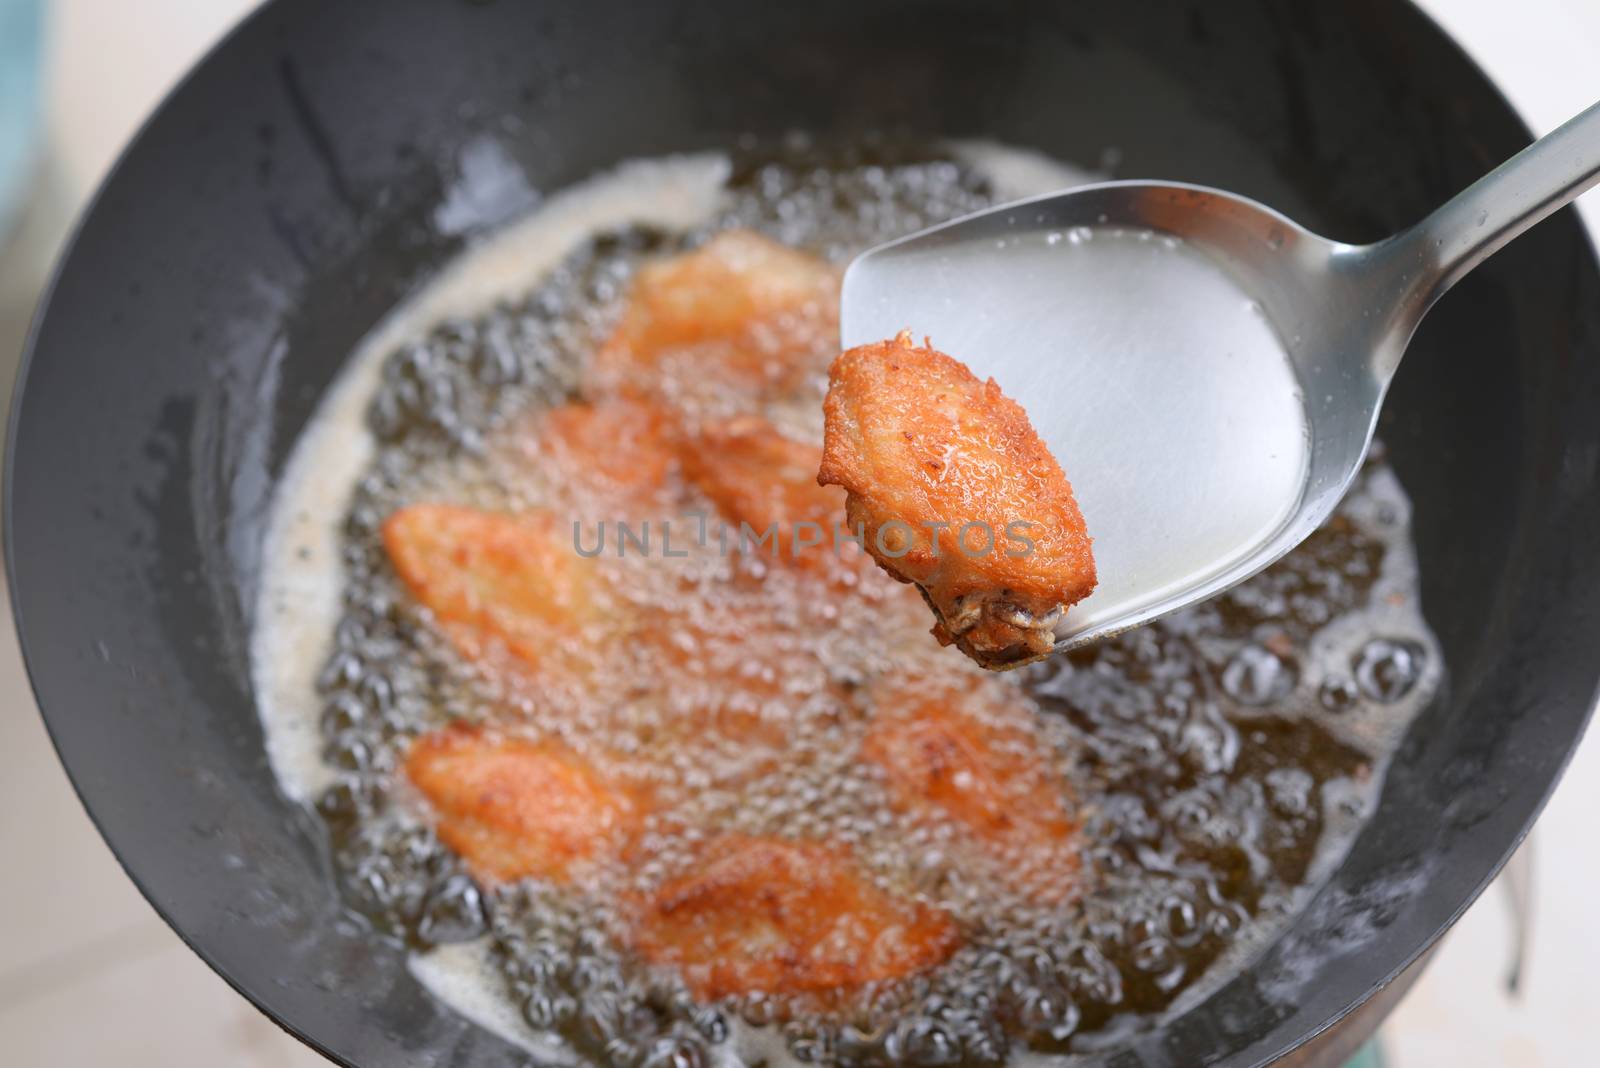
[0,1,1596,1064]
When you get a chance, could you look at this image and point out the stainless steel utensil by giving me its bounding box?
[842,101,1600,650]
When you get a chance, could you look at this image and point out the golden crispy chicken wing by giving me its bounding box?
[681,416,864,577]
[819,331,1095,668]
[588,231,839,417]
[382,504,604,676]
[860,672,1081,905]
[629,834,960,999]
[405,727,642,885]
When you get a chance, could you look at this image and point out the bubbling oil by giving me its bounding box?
[276,140,1439,1067]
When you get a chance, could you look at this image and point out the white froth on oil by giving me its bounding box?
[410,938,872,1068]
[409,940,587,1066]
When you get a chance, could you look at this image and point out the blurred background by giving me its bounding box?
[0,1,1596,1065]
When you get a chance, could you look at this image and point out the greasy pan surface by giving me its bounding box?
[7,0,1599,1065]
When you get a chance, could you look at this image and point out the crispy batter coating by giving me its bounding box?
[681,416,863,577]
[382,504,604,674]
[819,331,1095,668]
[405,727,642,884]
[629,834,960,999]
[861,672,1081,905]
[588,231,839,416]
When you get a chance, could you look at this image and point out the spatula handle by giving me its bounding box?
[1378,98,1600,328]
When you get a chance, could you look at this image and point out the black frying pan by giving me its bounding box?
[7,1,1600,1065]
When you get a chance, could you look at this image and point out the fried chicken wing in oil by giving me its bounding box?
[861,672,1081,905]
[629,834,959,999]
[588,230,839,418]
[381,504,606,679]
[681,416,867,579]
[530,398,681,510]
[820,331,1096,668]
[405,727,643,885]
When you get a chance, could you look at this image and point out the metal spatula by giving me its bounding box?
[842,101,1600,650]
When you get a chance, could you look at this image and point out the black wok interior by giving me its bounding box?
[7,1,1600,1065]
